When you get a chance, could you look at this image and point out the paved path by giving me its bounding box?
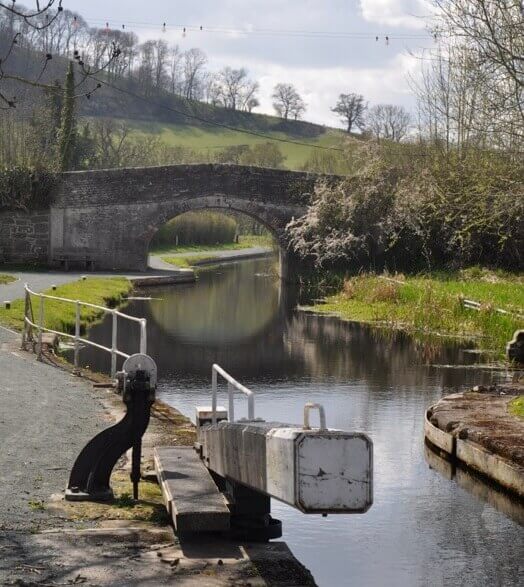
[149,246,273,270]
[0,267,186,302]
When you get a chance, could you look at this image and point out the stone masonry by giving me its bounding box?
[1,164,330,272]
[0,209,49,264]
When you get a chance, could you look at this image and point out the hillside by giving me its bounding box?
[2,38,345,169]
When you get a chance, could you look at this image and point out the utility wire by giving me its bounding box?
[93,76,346,152]
[83,18,431,40]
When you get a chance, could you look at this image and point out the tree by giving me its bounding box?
[331,93,367,133]
[246,97,259,113]
[290,95,306,120]
[272,83,304,120]
[0,1,120,109]
[183,48,207,100]
[56,62,76,171]
[431,0,523,146]
[367,104,411,142]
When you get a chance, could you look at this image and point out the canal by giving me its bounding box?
[77,256,523,586]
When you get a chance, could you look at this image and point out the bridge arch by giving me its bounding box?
[48,164,324,274]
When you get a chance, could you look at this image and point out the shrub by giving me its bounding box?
[0,167,56,211]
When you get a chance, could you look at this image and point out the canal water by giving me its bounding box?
[77,257,523,587]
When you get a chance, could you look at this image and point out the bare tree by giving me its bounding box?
[331,93,367,133]
[182,48,207,100]
[431,0,524,144]
[290,95,306,120]
[168,45,183,94]
[366,104,411,142]
[0,1,120,109]
[245,96,259,113]
[272,83,304,120]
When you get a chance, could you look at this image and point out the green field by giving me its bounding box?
[125,119,345,170]
[0,274,16,285]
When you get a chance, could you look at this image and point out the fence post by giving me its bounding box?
[212,366,218,424]
[228,381,235,423]
[248,393,255,421]
[21,287,28,350]
[140,319,147,354]
[111,311,118,379]
[74,301,80,374]
[37,295,44,361]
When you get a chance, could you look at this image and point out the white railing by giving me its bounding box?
[211,364,255,423]
[22,284,147,378]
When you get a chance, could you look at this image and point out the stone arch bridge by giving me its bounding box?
[5,164,331,274]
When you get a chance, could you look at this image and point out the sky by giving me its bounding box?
[63,0,436,127]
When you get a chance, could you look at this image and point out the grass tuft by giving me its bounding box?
[0,274,16,285]
[509,396,524,419]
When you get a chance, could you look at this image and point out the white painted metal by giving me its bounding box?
[211,364,255,422]
[22,284,147,375]
[201,421,373,514]
[122,354,158,387]
[303,403,326,430]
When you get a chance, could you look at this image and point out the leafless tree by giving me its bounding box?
[366,104,411,142]
[245,96,259,113]
[182,47,206,100]
[430,0,524,146]
[331,93,367,133]
[272,83,304,119]
[0,1,120,109]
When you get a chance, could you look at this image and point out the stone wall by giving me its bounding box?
[0,209,49,264]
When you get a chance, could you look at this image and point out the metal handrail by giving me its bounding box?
[211,363,255,424]
[22,284,147,378]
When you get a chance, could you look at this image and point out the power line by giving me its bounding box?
[82,18,431,41]
[92,76,346,152]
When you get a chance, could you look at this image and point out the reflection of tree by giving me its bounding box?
[148,259,280,345]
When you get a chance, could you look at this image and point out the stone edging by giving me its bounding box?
[424,407,524,498]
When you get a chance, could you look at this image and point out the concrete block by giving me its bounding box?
[154,446,230,533]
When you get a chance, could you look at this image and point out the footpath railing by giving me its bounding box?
[21,284,147,378]
[211,363,255,423]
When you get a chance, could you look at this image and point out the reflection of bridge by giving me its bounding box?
[45,164,330,275]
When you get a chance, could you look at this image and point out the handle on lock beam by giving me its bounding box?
[303,402,327,431]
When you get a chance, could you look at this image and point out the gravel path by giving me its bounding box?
[0,326,105,532]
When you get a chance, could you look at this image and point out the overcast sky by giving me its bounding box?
[63,0,435,127]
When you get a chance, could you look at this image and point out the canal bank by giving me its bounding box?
[425,384,524,497]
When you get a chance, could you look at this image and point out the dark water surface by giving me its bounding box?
[78,257,523,587]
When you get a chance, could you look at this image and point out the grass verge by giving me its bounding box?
[0,274,16,285]
[0,277,132,334]
[161,255,218,268]
[310,269,524,358]
[150,234,273,255]
[509,396,524,418]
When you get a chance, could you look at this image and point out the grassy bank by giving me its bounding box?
[0,274,16,285]
[150,234,273,255]
[310,269,524,358]
[0,278,132,334]
[161,254,218,268]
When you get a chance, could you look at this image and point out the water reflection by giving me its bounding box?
[74,258,523,587]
